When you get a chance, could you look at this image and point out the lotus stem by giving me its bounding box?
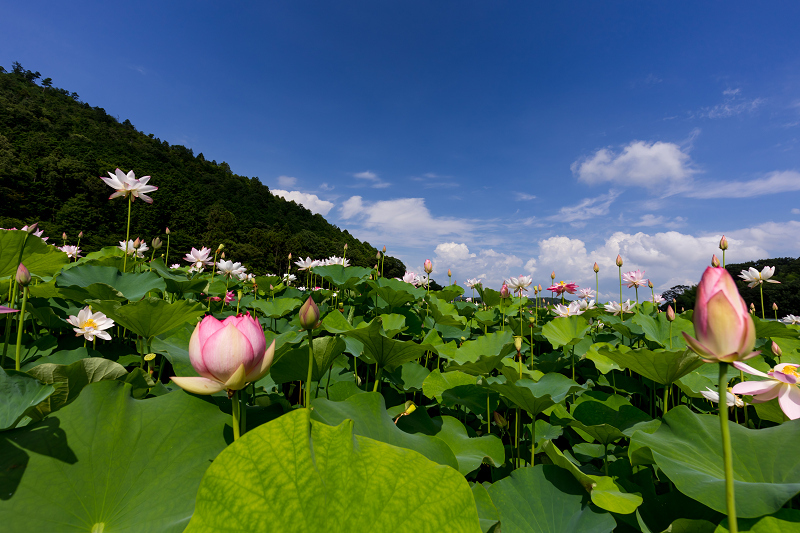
[123,195,132,273]
[14,287,29,370]
[618,266,623,306]
[663,383,670,416]
[231,389,241,441]
[240,387,247,436]
[2,232,30,366]
[759,284,765,320]
[373,366,383,393]
[719,363,738,533]
[305,329,314,408]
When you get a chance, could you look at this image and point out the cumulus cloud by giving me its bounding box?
[352,170,391,189]
[432,242,523,285]
[271,189,334,216]
[688,170,800,198]
[549,190,620,223]
[571,141,695,192]
[277,175,297,188]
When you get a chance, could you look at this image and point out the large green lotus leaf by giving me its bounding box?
[397,409,505,475]
[314,264,374,289]
[488,372,583,417]
[471,483,500,533]
[477,287,502,308]
[0,230,68,278]
[447,352,508,375]
[56,265,166,301]
[542,315,591,348]
[432,285,465,303]
[385,361,430,391]
[584,343,623,374]
[322,308,355,333]
[151,323,200,377]
[451,330,515,364]
[0,380,229,532]
[772,337,800,365]
[22,347,100,370]
[715,509,800,532]
[0,368,54,431]
[250,297,302,318]
[91,297,205,339]
[754,397,791,424]
[25,358,129,419]
[367,277,426,309]
[675,363,739,398]
[1,335,58,367]
[340,319,427,371]
[488,465,616,533]
[632,311,694,349]
[596,345,703,385]
[311,392,458,470]
[148,259,208,295]
[542,440,643,515]
[25,297,71,330]
[378,313,407,337]
[423,369,477,402]
[753,316,800,339]
[631,406,800,518]
[570,392,658,446]
[186,408,481,533]
[473,309,499,327]
[442,384,501,415]
[270,335,346,383]
[427,296,468,327]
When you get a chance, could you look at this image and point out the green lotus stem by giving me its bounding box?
[722,249,726,268]
[486,392,490,435]
[165,232,170,265]
[618,266,623,306]
[305,329,314,408]
[759,284,765,320]
[373,366,383,393]
[123,195,132,273]
[719,363,738,533]
[669,321,673,350]
[14,287,29,370]
[595,272,599,302]
[663,383,670,415]
[231,389,241,441]
[515,407,520,468]
[635,287,639,307]
[2,232,30,366]
[240,387,247,436]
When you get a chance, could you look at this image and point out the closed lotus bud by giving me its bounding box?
[165,227,170,234]
[616,254,623,267]
[551,271,556,280]
[500,284,510,298]
[667,305,675,322]
[78,231,84,238]
[16,263,31,286]
[593,262,599,273]
[711,254,720,267]
[773,302,778,311]
[288,253,292,260]
[772,340,782,358]
[376,251,381,260]
[493,411,508,429]
[374,264,378,270]
[538,284,542,292]
[514,336,523,352]
[382,245,386,253]
[133,237,141,248]
[648,280,653,289]
[448,269,452,277]
[151,237,163,250]
[343,243,348,250]
[719,235,728,251]
[220,252,226,259]
[298,296,320,330]
[25,223,38,234]
[424,259,433,274]
[62,232,67,240]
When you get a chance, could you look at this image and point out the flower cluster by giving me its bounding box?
[294,256,350,270]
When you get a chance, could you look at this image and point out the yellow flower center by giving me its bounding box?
[782,365,800,378]
[83,318,99,329]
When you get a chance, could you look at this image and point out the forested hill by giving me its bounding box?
[0,62,405,277]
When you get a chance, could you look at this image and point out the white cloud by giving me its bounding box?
[432,242,523,285]
[516,193,537,201]
[353,170,390,189]
[723,88,741,96]
[571,141,695,192]
[549,190,620,223]
[271,189,334,216]
[277,175,297,188]
[703,90,765,119]
[688,170,800,198]
[319,182,334,191]
[792,208,800,215]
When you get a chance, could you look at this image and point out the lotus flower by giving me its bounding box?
[578,288,596,300]
[547,281,579,296]
[732,362,800,419]
[0,306,19,314]
[683,267,758,363]
[294,257,315,270]
[506,275,533,295]
[622,269,648,288]
[739,266,780,288]
[66,306,115,341]
[701,387,745,408]
[500,284,510,298]
[604,300,634,316]
[59,245,81,259]
[100,168,158,203]
[217,260,246,279]
[299,296,321,330]
[782,315,800,325]
[171,314,275,394]
[400,271,418,285]
[552,301,584,317]
[465,278,481,289]
[184,247,214,269]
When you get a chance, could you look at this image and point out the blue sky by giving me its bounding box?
[4,1,800,299]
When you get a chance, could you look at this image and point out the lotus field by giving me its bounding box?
[2,171,800,533]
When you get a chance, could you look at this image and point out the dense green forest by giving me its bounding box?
[663,256,800,316]
[0,62,406,278]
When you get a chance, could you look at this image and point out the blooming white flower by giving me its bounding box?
[282,273,297,285]
[782,315,800,325]
[170,264,181,269]
[577,299,596,311]
[66,306,115,341]
[604,300,635,316]
[399,271,419,285]
[59,245,81,259]
[505,275,533,295]
[294,257,315,271]
[701,388,745,408]
[622,270,648,288]
[465,278,481,289]
[21,225,47,241]
[100,168,158,203]
[552,301,584,317]
[238,272,255,282]
[651,294,666,305]
[184,247,213,269]
[578,288,596,300]
[739,266,780,288]
[217,260,246,279]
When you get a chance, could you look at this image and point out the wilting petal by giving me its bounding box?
[171,376,226,395]
[778,385,800,420]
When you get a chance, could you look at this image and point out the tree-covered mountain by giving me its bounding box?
[0,62,405,277]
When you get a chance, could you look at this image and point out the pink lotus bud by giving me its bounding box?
[711,254,720,267]
[288,253,292,260]
[538,284,542,292]
[648,280,653,289]
[382,245,386,253]
[551,271,556,280]
[719,235,728,251]
[593,262,599,273]
[772,340,782,358]
[447,269,452,277]
[376,251,381,260]
[165,227,170,234]
[666,305,675,322]
[773,302,778,311]
[616,254,623,267]
[170,313,274,394]
[16,263,31,286]
[224,291,235,305]
[500,284,510,298]
[424,259,433,274]
[133,237,141,248]
[683,267,757,363]
[221,252,226,259]
[62,232,67,240]
[25,223,38,234]
[343,243,348,250]
[299,296,320,330]
[78,231,84,238]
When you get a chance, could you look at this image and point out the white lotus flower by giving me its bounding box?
[465,278,481,289]
[505,275,533,295]
[552,301,584,317]
[578,288,596,300]
[66,306,115,341]
[701,387,745,408]
[651,294,666,305]
[184,247,214,269]
[59,245,81,259]
[100,168,158,203]
[622,270,648,289]
[604,300,634,316]
[782,315,800,325]
[217,260,246,279]
[294,257,315,271]
[739,266,780,288]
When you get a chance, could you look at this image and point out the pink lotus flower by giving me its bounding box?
[100,168,158,203]
[683,267,758,363]
[224,291,236,305]
[171,313,275,394]
[184,247,214,269]
[732,362,800,419]
[0,306,19,314]
[622,269,648,288]
[547,281,579,296]
[500,284,510,298]
[578,288,596,300]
